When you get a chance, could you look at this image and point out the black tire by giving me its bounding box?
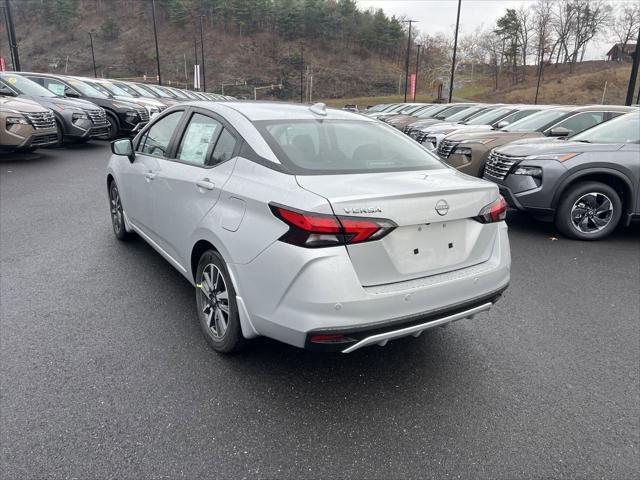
[555,181,622,240]
[105,112,119,140]
[195,250,246,354]
[108,181,132,240]
[55,119,64,147]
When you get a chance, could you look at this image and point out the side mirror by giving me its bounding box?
[64,87,80,98]
[435,114,446,120]
[111,138,135,162]
[549,127,570,137]
[497,120,509,128]
[0,84,15,96]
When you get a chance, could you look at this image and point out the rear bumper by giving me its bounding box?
[232,223,510,350]
[305,287,506,352]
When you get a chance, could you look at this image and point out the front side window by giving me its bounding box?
[571,114,639,143]
[42,78,71,97]
[257,119,446,174]
[551,112,605,136]
[138,111,183,157]
[176,114,222,166]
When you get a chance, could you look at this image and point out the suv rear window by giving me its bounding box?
[256,119,446,175]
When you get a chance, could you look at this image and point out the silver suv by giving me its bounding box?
[107,102,511,353]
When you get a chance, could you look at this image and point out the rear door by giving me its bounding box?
[151,108,239,265]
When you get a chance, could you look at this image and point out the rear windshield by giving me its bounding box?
[256,119,447,175]
[571,113,639,143]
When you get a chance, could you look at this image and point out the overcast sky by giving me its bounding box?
[357,0,611,60]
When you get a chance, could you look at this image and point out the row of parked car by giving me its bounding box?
[0,71,235,153]
[363,101,640,240]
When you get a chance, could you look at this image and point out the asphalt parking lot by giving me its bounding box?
[1,141,638,479]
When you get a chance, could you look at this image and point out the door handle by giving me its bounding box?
[196,179,215,190]
[144,171,156,181]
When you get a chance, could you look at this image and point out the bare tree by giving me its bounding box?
[611,2,640,48]
[567,0,611,72]
[517,6,535,77]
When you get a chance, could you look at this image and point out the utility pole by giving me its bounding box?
[413,44,422,102]
[151,0,162,84]
[300,43,304,103]
[534,36,544,104]
[1,6,16,69]
[448,0,462,103]
[88,32,97,78]
[402,20,417,102]
[4,0,20,71]
[624,25,640,106]
[193,37,199,90]
[199,15,206,92]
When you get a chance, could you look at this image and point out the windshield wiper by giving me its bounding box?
[574,139,591,143]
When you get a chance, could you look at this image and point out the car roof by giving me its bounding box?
[198,101,371,121]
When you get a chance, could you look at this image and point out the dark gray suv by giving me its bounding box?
[483,111,639,240]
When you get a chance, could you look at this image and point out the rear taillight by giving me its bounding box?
[475,196,507,223]
[270,204,397,248]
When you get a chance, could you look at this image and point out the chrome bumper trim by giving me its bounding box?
[341,302,492,353]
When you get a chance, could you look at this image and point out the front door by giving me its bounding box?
[123,110,184,235]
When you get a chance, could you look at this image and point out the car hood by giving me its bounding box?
[409,119,453,129]
[0,96,50,113]
[19,94,100,112]
[113,95,163,108]
[446,130,539,143]
[385,114,417,124]
[496,141,623,157]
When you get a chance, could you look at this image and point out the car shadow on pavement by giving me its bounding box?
[0,141,106,164]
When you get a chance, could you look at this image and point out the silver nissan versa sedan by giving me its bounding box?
[106,102,511,354]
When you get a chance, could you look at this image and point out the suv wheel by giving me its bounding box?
[195,250,246,353]
[555,181,622,240]
[105,113,119,140]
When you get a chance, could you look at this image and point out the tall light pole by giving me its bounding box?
[300,43,304,103]
[193,37,199,90]
[151,0,162,84]
[402,20,417,102]
[448,0,462,103]
[88,32,97,78]
[413,44,422,102]
[624,25,640,106]
[4,0,20,71]
[199,15,206,92]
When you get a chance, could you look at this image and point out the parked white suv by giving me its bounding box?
[107,102,511,353]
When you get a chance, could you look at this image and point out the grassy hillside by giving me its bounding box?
[324,61,639,108]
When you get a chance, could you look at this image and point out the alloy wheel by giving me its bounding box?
[199,264,230,339]
[109,185,123,235]
[570,192,613,234]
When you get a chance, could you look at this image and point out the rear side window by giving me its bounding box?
[211,129,238,165]
[257,119,445,174]
[138,111,183,157]
[176,113,222,166]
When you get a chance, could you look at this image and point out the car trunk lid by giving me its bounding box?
[296,170,501,286]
